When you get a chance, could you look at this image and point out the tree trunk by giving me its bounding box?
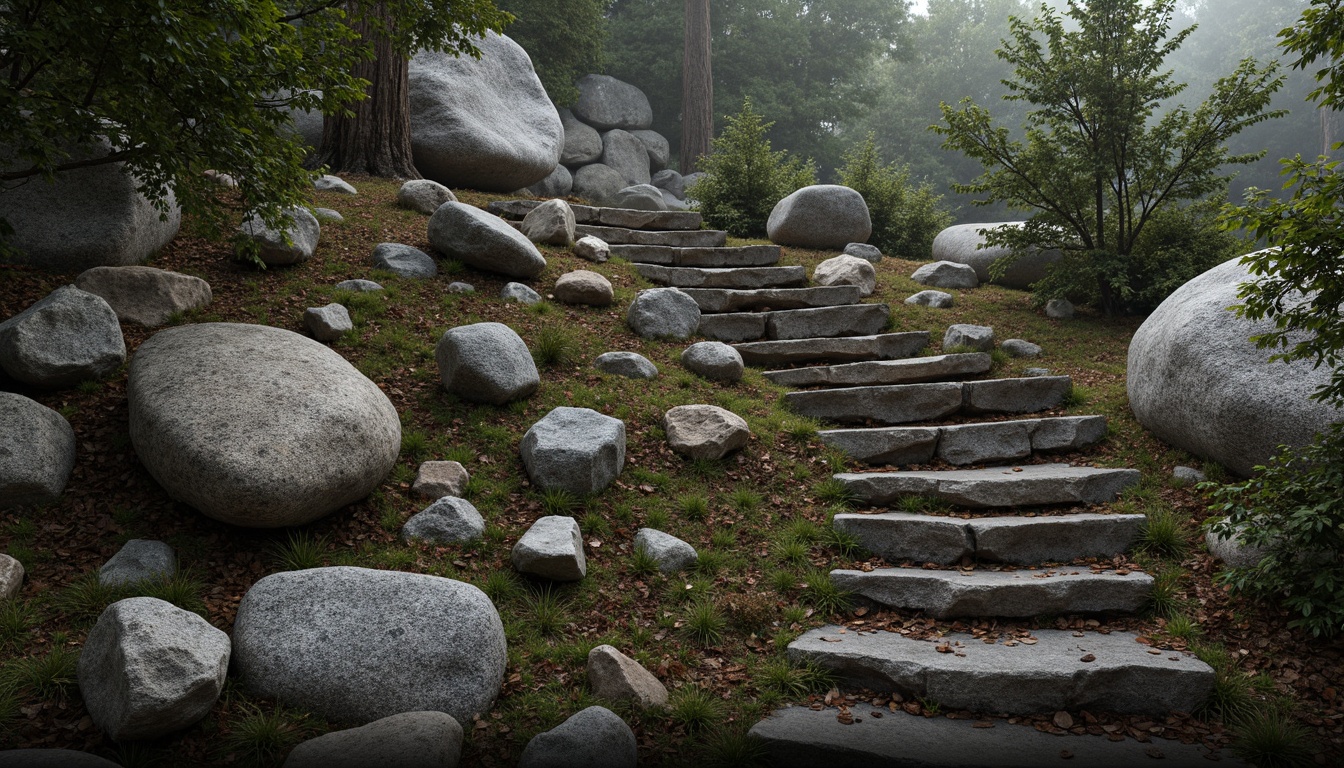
[680,0,712,175]
[314,3,420,178]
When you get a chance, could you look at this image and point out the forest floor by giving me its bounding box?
[0,176,1340,767]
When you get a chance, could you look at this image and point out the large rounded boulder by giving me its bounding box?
[233,567,506,726]
[1128,254,1341,477]
[0,393,75,509]
[427,202,546,279]
[572,75,653,131]
[766,185,871,250]
[931,222,1062,290]
[128,323,400,527]
[408,33,563,192]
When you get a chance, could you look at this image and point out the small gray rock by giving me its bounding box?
[574,235,610,263]
[944,324,995,352]
[613,184,666,212]
[0,554,23,600]
[0,392,75,509]
[413,461,470,499]
[427,202,546,279]
[521,407,625,495]
[335,279,384,293]
[512,516,586,581]
[574,75,654,131]
[1001,339,1042,358]
[767,185,872,250]
[681,342,744,383]
[904,290,954,309]
[1206,524,1271,569]
[554,270,614,307]
[398,180,457,215]
[911,261,979,289]
[373,243,438,279]
[587,645,668,711]
[527,165,574,199]
[501,282,542,305]
[447,282,475,294]
[626,288,700,340]
[403,497,485,544]
[75,266,212,327]
[315,175,357,195]
[663,404,750,460]
[305,304,353,342]
[0,285,126,388]
[233,567,506,725]
[77,597,230,741]
[98,540,176,587]
[521,199,577,246]
[238,206,320,266]
[633,529,697,573]
[594,352,658,379]
[631,129,670,171]
[813,255,876,297]
[571,163,626,207]
[1024,367,1052,377]
[519,706,637,768]
[313,208,344,223]
[651,169,685,199]
[282,711,464,768]
[1046,298,1075,319]
[435,323,539,405]
[843,243,882,262]
[1173,466,1207,486]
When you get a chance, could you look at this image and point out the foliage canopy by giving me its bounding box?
[837,134,952,260]
[497,0,609,106]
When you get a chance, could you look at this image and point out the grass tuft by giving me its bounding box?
[679,494,709,521]
[801,570,852,613]
[1140,507,1189,558]
[215,706,306,767]
[268,531,328,572]
[683,599,728,646]
[532,326,577,367]
[669,686,724,733]
[1231,706,1317,767]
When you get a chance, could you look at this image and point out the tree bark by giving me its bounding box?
[314,3,420,178]
[680,0,712,175]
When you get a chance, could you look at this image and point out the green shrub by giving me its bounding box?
[1207,425,1344,637]
[837,133,952,259]
[688,98,816,238]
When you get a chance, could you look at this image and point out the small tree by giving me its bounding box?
[934,0,1284,315]
[687,99,815,238]
[838,134,952,260]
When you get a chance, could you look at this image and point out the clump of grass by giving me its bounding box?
[1140,507,1190,558]
[644,508,670,530]
[539,488,580,516]
[631,547,662,577]
[482,570,524,603]
[268,531,328,572]
[782,518,820,544]
[679,494,709,521]
[580,510,609,537]
[757,658,834,698]
[532,326,576,367]
[52,574,127,625]
[138,571,209,617]
[710,530,737,550]
[1231,706,1317,767]
[822,524,864,559]
[669,686,723,733]
[815,479,857,508]
[694,550,727,576]
[3,645,79,700]
[784,418,819,443]
[897,495,951,514]
[528,588,570,637]
[1163,613,1203,641]
[688,457,726,479]
[770,570,799,595]
[771,539,810,567]
[0,600,39,650]
[1147,567,1186,619]
[699,727,767,768]
[1194,641,1260,724]
[730,488,762,514]
[801,569,852,613]
[215,706,305,767]
[1061,384,1093,408]
[683,600,728,646]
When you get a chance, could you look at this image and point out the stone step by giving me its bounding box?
[698,304,890,343]
[833,511,1145,565]
[835,464,1140,509]
[819,415,1108,466]
[748,705,1242,768]
[787,627,1214,716]
[575,224,726,247]
[682,286,863,313]
[733,332,929,366]
[831,568,1152,618]
[610,244,780,267]
[488,200,702,230]
[764,353,991,388]
[633,264,808,289]
[784,376,1073,425]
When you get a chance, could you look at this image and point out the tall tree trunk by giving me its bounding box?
[314,3,420,178]
[680,0,712,175]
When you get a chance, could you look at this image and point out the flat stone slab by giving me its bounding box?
[633,264,808,289]
[488,200,703,230]
[734,332,929,366]
[575,224,725,247]
[765,353,990,388]
[785,376,1075,426]
[788,627,1214,716]
[749,705,1243,768]
[700,304,890,343]
[610,244,780,267]
[681,286,863,313]
[820,415,1108,466]
[831,568,1153,618]
[835,464,1140,509]
[833,512,1146,565]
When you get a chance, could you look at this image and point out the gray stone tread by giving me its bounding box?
[574,224,726,247]
[765,353,991,388]
[832,511,1146,565]
[681,286,864,313]
[733,332,929,366]
[488,200,703,230]
[818,415,1108,466]
[609,244,781,267]
[835,464,1141,508]
[633,264,807,289]
[784,376,1072,426]
[830,567,1153,618]
[749,705,1243,768]
[699,304,891,342]
[787,627,1214,716]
